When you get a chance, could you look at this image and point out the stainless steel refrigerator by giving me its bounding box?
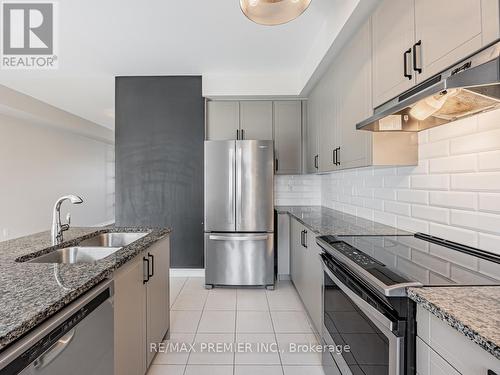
[204,140,274,289]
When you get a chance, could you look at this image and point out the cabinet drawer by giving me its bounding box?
[416,337,461,375]
[417,306,500,375]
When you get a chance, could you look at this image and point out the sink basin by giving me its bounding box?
[78,232,148,247]
[28,246,122,264]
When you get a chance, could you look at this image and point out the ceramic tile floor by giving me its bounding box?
[147,277,325,375]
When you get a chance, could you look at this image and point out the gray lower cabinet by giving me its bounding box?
[114,236,170,375]
[146,239,170,366]
[274,101,302,174]
[290,217,322,333]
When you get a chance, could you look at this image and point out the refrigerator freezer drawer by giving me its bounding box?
[205,233,274,287]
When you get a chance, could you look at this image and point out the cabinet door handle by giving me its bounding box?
[275,158,279,172]
[314,155,318,169]
[148,253,155,278]
[236,129,240,140]
[336,147,341,166]
[241,129,245,140]
[332,148,336,165]
[413,40,422,74]
[300,230,304,247]
[303,230,308,248]
[143,257,150,284]
[403,48,412,80]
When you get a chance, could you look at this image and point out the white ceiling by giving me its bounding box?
[0,0,369,130]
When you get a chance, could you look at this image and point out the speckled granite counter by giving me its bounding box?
[0,226,170,352]
[275,205,410,236]
[408,287,500,359]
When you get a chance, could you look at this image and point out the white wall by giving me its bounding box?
[320,108,500,255]
[0,114,114,241]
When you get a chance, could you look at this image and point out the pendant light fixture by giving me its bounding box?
[240,0,312,26]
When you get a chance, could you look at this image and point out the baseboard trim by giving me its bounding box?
[170,268,205,277]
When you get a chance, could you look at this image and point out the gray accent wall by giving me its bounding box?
[115,76,204,268]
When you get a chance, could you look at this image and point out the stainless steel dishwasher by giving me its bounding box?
[0,280,114,375]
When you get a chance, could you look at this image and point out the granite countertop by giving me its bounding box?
[275,205,410,236]
[0,226,170,352]
[408,286,500,360]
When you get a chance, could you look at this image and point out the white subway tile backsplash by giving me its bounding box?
[429,154,477,174]
[412,205,449,224]
[429,223,478,248]
[478,150,500,171]
[428,116,477,142]
[384,201,411,216]
[384,175,411,189]
[411,175,450,190]
[373,211,397,227]
[373,188,396,201]
[396,216,429,233]
[429,191,477,210]
[451,173,500,192]
[420,140,450,159]
[450,129,500,155]
[451,210,500,235]
[478,193,500,213]
[397,190,429,204]
[478,233,500,256]
[477,108,500,131]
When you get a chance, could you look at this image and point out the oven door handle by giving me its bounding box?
[322,260,403,375]
[322,261,394,331]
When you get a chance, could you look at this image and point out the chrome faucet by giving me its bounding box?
[51,195,83,246]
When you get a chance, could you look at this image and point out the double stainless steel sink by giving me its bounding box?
[28,232,148,264]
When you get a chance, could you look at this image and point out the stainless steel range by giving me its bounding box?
[204,140,274,289]
[317,233,500,375]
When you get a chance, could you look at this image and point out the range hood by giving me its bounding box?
[357,41,500,132]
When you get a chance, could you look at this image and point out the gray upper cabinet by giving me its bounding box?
[305,92,320,173]
[206,101,239,140]
[372,0,416,108]
[274,101,302,174]
[207,99,304,174]
[337,20,372,170]
[240,101,273,140]
[372,0,500,107]
[307,17,418,173]
[414,0,490,83]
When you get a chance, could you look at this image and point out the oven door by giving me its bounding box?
[321,255,404,375]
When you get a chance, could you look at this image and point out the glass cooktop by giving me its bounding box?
[317,233,500,287]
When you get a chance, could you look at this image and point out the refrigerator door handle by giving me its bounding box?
[209,235,270,241]
[228,146,235,224]
[236,142,242,228]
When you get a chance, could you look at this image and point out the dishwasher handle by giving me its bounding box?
[33,329,75,370]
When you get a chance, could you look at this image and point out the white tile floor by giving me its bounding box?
[148,277,325,375]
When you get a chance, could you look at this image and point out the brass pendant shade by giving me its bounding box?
[240,0,312,26]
